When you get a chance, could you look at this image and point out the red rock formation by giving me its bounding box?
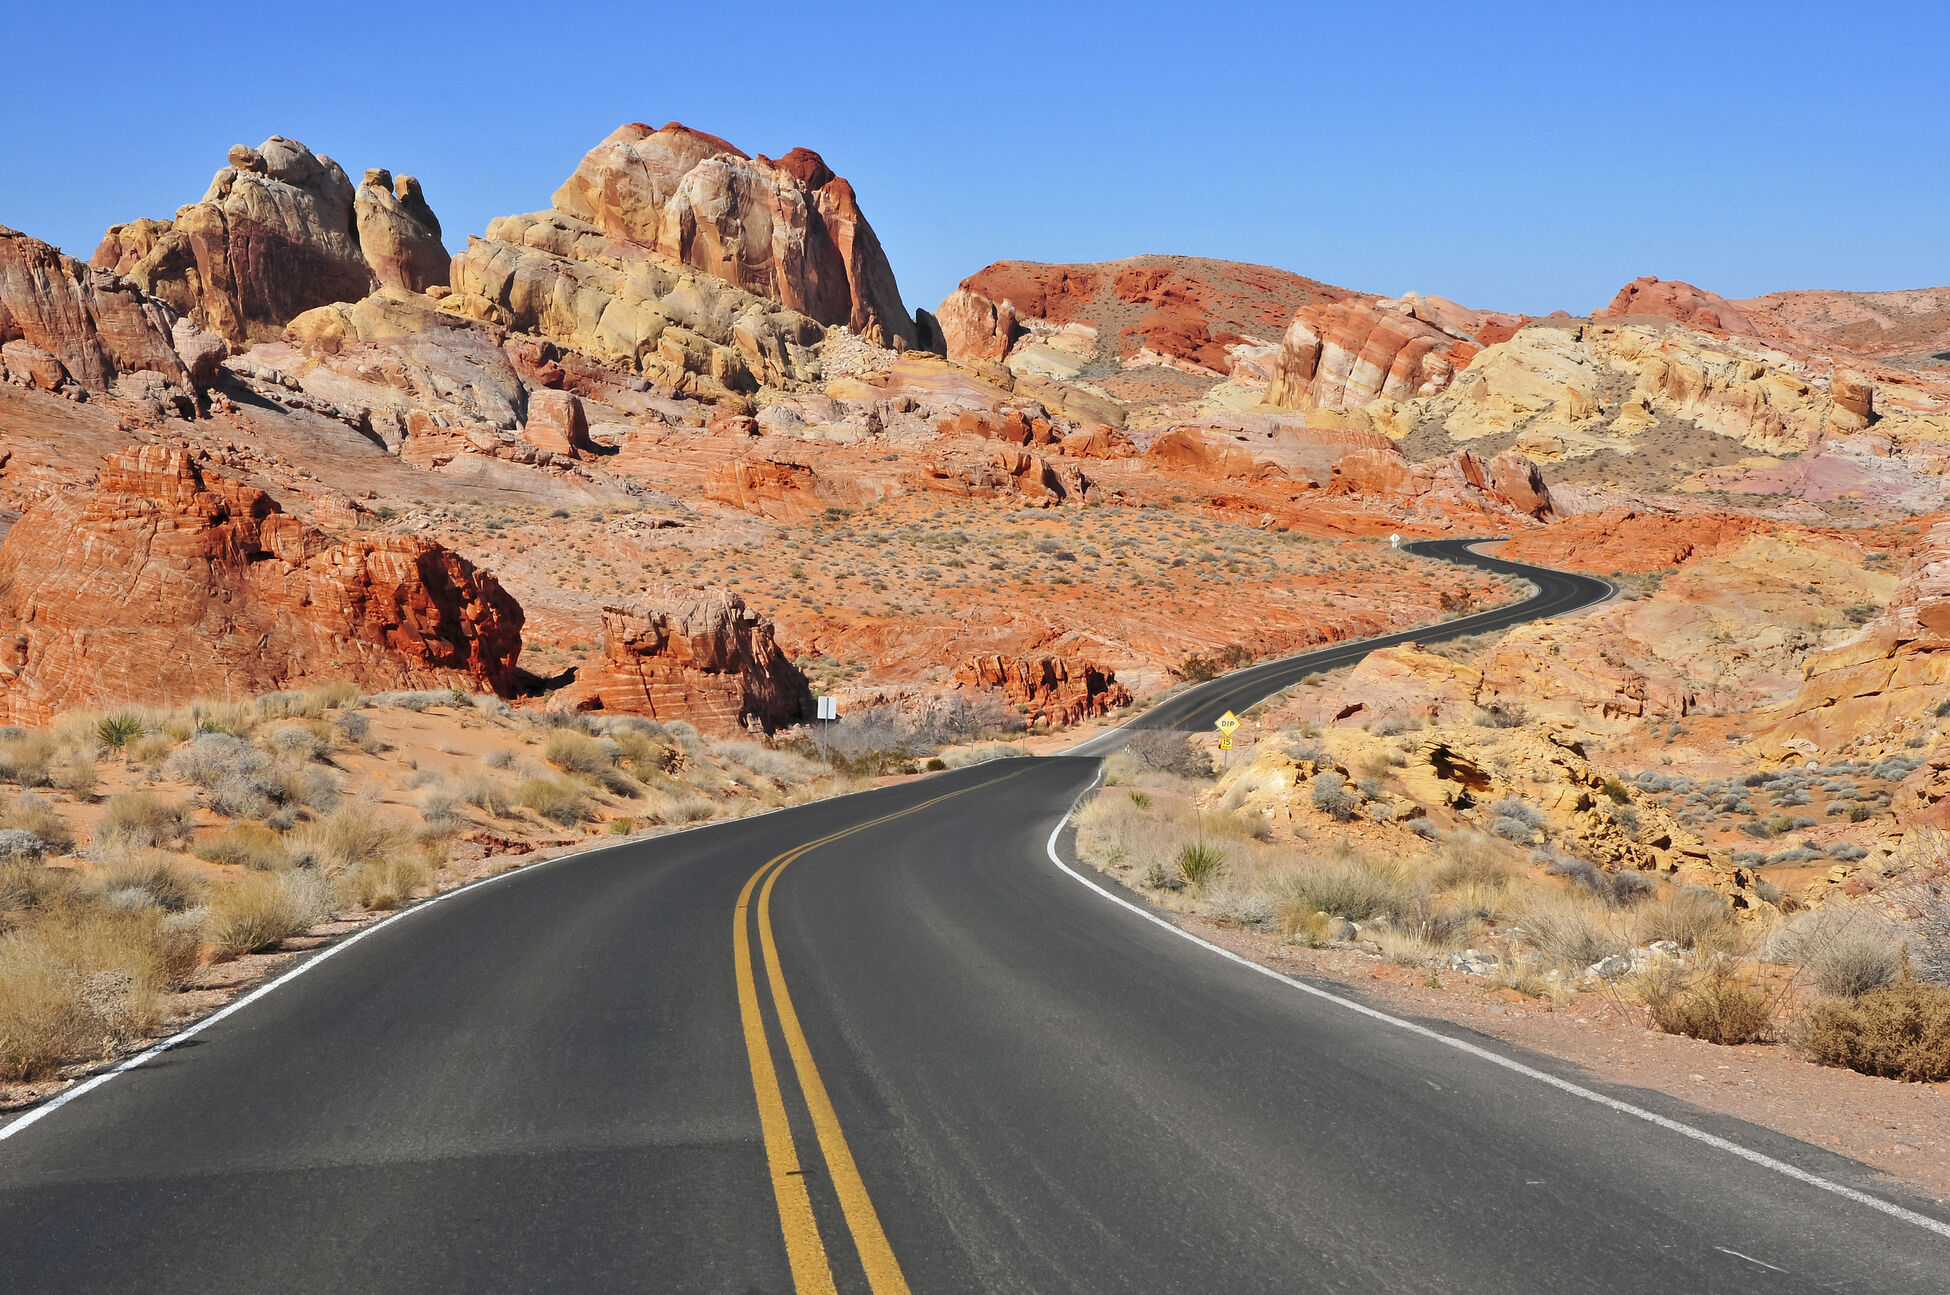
[938,256,1352,369]
[522,389,597,457]
[1146,427,1279,479]
[705,457,821,519]
[0,446,523,724]
[1327,447,1554,519]
[1499,508,1767,573]
[552,590,808,732]
[954,654,1132,728]
[910,449,1090,506]
[0,226,188,391]
[1265,299,1477,409]
[1598,276,1757,334]
[550,122,918,347]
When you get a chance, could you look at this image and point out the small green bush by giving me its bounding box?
[1175,842,1226,890]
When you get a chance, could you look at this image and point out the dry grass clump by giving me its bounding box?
[1268,853,1421,923]
[1514,891,1628,967]
[192,822,289,871]
[1641,960,1773,1045]
[454,771,513,818]
[517,776,591,825]
[1803,981,1950,1081]
[96,792,195,850]
[543,730,637,794]
[2,792,73,853]
[205,870,335,955]
[1633,886,1741,953]
[1764,908,1905,998]
[0,730,59,787]
[0,898,201,1079]
[97,850,206,912]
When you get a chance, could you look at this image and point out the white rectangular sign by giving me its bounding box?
[816,696,837,721]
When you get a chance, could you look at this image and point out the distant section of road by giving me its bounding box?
[5,540,1944,1293]
[1076,537,1612,748]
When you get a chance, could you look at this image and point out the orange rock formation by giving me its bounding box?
[953,654,1133,728]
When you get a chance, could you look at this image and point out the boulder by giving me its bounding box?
[552,590,809,732]
[522,388,596,457]
[953,654,1132,728]
[936,286,1021,362]
[0,446,523,724]
[1327,446,1554,519]
[1828,368,1876,432]
[550,122,917,347]
[0,225,188,390]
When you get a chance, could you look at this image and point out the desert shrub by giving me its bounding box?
[1643,961,1772,1045]
[263,723,329,762]
[192,822,289,871]
[607,817,635,836]
[95,715,145,750]
[516,777,590,825]
[300,681,361,712]
[0,731,58,787]
[0,828,47,861]
[204,870,335,954]
[455,772,513,817]
[98,850,206,912]
[1129,730,1212,779]
[166,734,288,818]
[716,739,817,785]
[415,784,467,831]
[1406,818,1438,840]
[1602,777,1630,804]
[484,748,516,770]
[1075,792,1151,870]
[366,690,456,712]
[1270,854,1419,922]
[95,793,194,850]
[1764,909,1904,997]
[1433,833,1508,889]
[344,851,434,911]
[1516,891,1626,966]
[288,807,414,875]
[1208,884,1273,929]
[1635,886,1739,952]
[1309,771,1358,822]
[1474,703,1527,729]
[543,730,636,794]
[333,710,371,745]
[53,752,99,803]
[1175,841,1226,889]
[0,904,201,1078]
[1608,870,1658,904]
[1803,982,1950,1081]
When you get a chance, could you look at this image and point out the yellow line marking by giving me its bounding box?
[734,773,1018,1292]
[734,858,837,1295]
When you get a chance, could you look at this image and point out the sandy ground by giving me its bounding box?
[1176,911,1949,1206]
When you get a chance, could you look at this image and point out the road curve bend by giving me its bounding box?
[1,543,1943,1294]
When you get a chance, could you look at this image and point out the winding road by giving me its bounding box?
[1,541,1944,1293]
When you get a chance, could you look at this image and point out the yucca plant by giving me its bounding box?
[1176,841,1227,890]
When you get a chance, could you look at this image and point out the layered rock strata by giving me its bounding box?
[553,590,809,731]
[953,654,1132,728]
[0,446,523,723]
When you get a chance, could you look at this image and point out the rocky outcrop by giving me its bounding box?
[447,208,828,402]
[953,654,1132,728]
[0,225,188,391]
[1599,276,1756,334]
[1759,519,1950,755]
[1264,298,1477,409]
[1498,508,1767,573]
[912,449,1092,506]
[549,122,917,347]
[938,256,1351,376]
[1327,446,1554,519]
[90,136,450,347]
[0,446,523,724]
[552,589,809,731]
[353,169,450,293]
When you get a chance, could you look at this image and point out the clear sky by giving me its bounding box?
[6,1,1946,320]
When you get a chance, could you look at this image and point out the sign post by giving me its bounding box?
[1215,710,1240,773]
[815,696,836,763]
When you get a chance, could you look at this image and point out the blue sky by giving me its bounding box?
[6,1,1946,319]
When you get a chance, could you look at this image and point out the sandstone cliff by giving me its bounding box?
[0,446,523,723]
[90,137,448,346]
[953,654,1132,728]
[548,122,916,348]
[0,226,188,392]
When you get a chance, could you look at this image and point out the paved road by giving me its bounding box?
[1,543,1943,1292]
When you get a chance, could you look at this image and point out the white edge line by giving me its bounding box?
[1041,769,1950,1242]
[0,768,968,1147]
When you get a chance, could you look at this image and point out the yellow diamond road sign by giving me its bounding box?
[1216,711,1240,736]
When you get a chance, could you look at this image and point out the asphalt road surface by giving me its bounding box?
[1,542,1943,1293]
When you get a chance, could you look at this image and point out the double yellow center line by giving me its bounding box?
[733,773,1018,1293]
